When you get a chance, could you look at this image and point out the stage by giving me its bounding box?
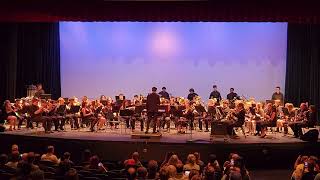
[0,125,319,169]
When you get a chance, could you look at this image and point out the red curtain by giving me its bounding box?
[1,0,320,23]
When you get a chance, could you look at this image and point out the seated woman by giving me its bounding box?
[226,102,246,137]
[81,101,97,132]
[289,103,308,138]
[3,100,17,131]
[257,103,277,138]
[177,100,195,133]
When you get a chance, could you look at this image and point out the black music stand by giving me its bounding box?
[40,94,52,100]
[71,106,81,114]
[119,109,134,117]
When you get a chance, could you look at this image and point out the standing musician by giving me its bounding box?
[226,102,246,137]
[187,88,198,101]
[271,86,284,105]
[227,88,239,101]
[159,87,170,100]
[145,87,160,134]
[34,83,45,98]
[209,85,222,103]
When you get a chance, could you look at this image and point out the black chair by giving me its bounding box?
[39,160,58,167]
[78,170,93,177]
[44,171,56,179]
[0,172,14,179]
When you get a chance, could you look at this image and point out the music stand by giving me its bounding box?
[56,105,66,115]
[71,106,81,114]
[119,109,134,116]
[40,94,52,100]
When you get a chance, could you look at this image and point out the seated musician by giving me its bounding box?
[2,100,17,131]
[41,99,56,133]
[131,100,145,132]
[54,98,67,131]
[256,103,277,138]
[66,97,80,130]
[289,103,315,138]
[94,100,106,131]
[14,99,26,130]
[34,83,45,98]
[205,99,217,132]
[81,101,97,132]
[102,100,118,129]
[27,98,44,130]
[177,100,195,133]
[226,102,246,137]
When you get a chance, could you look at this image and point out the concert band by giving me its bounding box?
[0,85,318,139]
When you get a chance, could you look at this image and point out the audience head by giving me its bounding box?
[65,168,79,180]
[229,171,242,180]
[167,165,177,178]
[83,149,91,162]
[194,152,201,161]
[147,160,158,178]
[47,145,55,154]
[187,154,196,164]
[168,154,180,166]
[137,166,148,178]
[209,154,217,164]
[63,152,71,161]
[191,174,202,180]
[204,166,216,180]
[29,169,44,180]
[11,144,19,153]
[127,167,137,180]
[89,155,100,167]
[27,152,36,164]
[0,154,8,165]
[132,152,140,161]
[159,167,169,180]
[21,153,28,162]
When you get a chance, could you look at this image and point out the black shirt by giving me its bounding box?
[187,92,198,101]
[158,91,170,100]
[271,92,284,103]
[146,92,160,113]
[209,90,222,102]
[34,89,45,98]
[227,92,238,101]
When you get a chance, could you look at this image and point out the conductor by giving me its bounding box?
[145,87,160,134]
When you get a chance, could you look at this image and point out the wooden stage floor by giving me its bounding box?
[1,124,313,144]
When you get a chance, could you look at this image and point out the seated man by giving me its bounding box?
[41,145,59,164]
[288,103,309,138]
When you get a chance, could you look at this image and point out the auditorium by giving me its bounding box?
[0,1,320,180]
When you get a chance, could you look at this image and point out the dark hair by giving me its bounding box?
[0,154,8,165]
[65,168,79,180]
[36,83,42,87]
[209,154,217,164]
[230,88,234,91]
[162,87,166,90]
[189,88,195,93]
[213,85,217,88]
[152,87,157,92]
[47,146,54,153]
[63,152,71,160]
[276,86,280,89]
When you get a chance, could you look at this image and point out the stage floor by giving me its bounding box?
[2,124,315,144]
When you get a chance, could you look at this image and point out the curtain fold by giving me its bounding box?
[0,23,61,103]
[285,24,320,118]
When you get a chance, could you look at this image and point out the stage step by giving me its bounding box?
[131,132,162,140]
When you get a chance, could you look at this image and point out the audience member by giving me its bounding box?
[161,151,175,168]
[65,168,79,180]
[41,145,59,164]
[83,155,106,173]
[137,166,148,179]
[183,154,200,171]
[6,151,19,169]
[147,160,159,179]
[167,165,177,179]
